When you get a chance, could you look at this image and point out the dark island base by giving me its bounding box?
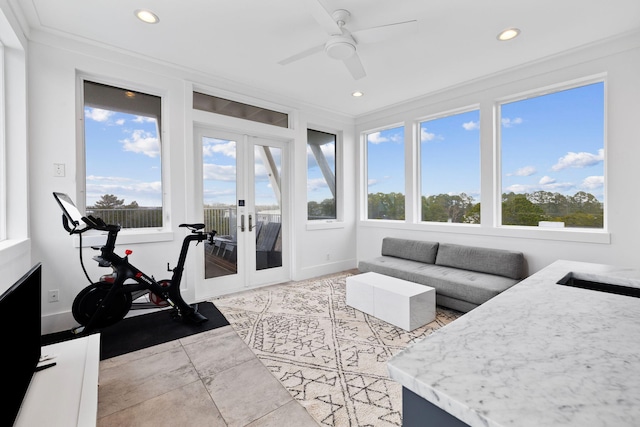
[403,387,471,427]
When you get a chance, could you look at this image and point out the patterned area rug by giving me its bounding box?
[212,273,462,426]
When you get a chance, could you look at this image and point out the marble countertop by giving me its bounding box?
[387,260,640,427]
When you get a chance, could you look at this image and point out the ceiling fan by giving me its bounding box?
[279,0,418,80]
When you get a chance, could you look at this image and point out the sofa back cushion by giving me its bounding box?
[381,237,439,264]
[435,243,524,279]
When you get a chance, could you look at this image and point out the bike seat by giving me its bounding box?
[179,223,205,231]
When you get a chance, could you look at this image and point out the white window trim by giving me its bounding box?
[306,126,343,227]
[495,75,607,232]
[76,73,170,243]
[357,75,610,245]
[416,105,482,225]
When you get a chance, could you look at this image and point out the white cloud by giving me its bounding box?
[505,179,574,194]
[581,175,604,190]
[367,132,387,144]
[368,178,378,187]
[203,163,236,181]
[133,115,157,123]
[203,139,236,159]
[552,148,604,171]
[307,177,329,192]
[85,108,114,122]
[501,117,523,128]
[421,128,436,142]
[507,166,537,177]
[368,131,402,144]
[462,121,479,131]
[86,175,134,183]
[120,129,160,158]
[115,119,126,126]
[539,176,556,185]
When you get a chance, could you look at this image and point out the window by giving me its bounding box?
[193,92,288,128]
[500,82,605,228]
[307,129,336,220]
[83,81,163,228]
[366,125,405,220]
[420,109,480,224]
[0,41,5,241]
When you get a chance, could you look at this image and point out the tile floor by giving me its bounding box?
[97,323,320,427]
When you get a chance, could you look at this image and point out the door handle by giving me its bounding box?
[249,214,254,231]
[240,214,245,232]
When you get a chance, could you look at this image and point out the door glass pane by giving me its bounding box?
[254,145,282,270]
[202,136,238,279]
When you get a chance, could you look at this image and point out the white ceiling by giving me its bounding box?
[15,0,640,117]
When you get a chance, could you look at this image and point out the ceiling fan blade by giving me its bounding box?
[278,44,325,65]
[343,52,366,80]
[351,20,418,44]
[304,0,341,35]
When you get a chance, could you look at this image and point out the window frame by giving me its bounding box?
[496,77,607,232]
[362,122,406,222]
[357,74,609,244]
[417,105,482,226]
[76,74,172,245]
[306,128,339,223]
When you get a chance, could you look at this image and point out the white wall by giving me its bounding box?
[355,32,640,275]
[0,1,31,290]
[26,31,357,333]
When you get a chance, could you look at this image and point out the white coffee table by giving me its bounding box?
[346,272,435,331]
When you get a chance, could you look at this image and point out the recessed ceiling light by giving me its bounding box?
[497,27,520,41]
[352,91,364,97]
[135,9,160,24]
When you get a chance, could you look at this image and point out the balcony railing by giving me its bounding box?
[88,207,280,235]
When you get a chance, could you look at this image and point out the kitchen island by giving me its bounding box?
[387,260,640,427]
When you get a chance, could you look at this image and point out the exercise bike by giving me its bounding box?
[53,192,216,334]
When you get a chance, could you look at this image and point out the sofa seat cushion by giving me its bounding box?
[358,256,519,306]
[435,243,524,280]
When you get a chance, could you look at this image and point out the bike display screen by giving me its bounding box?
[53,192,85,226]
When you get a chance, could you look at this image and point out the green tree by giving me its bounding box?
[368,192,405,220]
[502,193,546,226]
[94,194,124,209]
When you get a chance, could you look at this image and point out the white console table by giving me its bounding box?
[15,333,100,427]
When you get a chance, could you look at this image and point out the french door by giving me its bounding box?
[195,127,288,294]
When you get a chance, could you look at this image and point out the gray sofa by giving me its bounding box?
[358,237,525,312]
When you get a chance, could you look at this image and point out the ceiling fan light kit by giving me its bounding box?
[325,37,356,60]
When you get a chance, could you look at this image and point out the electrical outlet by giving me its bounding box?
[48,289,59,303]
[53,163,65,177]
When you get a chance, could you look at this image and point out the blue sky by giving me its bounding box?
[84,108,162,207]
[307,140,336,203]
[367,82,605,203]
[202,136,281,207]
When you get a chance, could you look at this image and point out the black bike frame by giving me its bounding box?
[55,192,214,333]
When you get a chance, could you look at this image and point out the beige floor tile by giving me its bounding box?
[97,380,226,427]
[100,340,181,369]
[183,328,257,377]
[246,400,319,427]
[205,358,293,427]
[179,324,235,346]
[98,346,200,417]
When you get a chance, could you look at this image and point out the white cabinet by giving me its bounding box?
[15,333,100,427]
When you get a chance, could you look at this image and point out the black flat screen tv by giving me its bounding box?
[0,262,42,426]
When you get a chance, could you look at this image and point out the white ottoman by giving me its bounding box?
[346,272,435,331]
